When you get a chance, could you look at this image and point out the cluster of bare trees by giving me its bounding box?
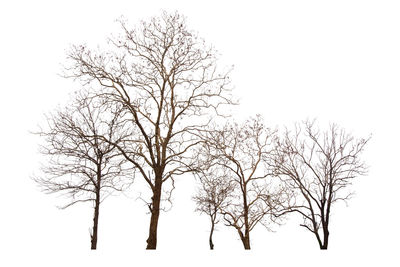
[34,11,369,250]
[193,118,369,250]
[193,116,282,249]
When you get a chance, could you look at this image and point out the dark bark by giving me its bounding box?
[318,203,329,249]
[146,175,162,249]
[242,236,251,250]
[321,224,329,250]
[238,230,251,250]
[313,223,329,249]
[243,238,251,250]
[209,219,215,250]
[91,161,102,250]
[242,184,251,250]
[314,231,323,249]
[91,191,100,250]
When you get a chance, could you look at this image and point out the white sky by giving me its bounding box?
[1,0,399,266]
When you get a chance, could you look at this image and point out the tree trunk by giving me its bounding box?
[209,220,215,250]
[146,176,162,249]
[242,235,251,250]
[320,225,329,250]
[314,230,323,250]
[241,184,251,250]
[91,193,100,250]
[238,230,251,250]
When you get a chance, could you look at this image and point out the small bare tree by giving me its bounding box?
[272,119,369,249]
[34,92,130,249]
[193,169,234,250]
[195,116,281,249]
[64,11,234,249]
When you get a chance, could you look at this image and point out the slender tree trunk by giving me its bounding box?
[321,224,329,250]
[91,192,100,250]
[146,175,162,249]
[314,231,323,250]
[322,200,331,250]
[209,219,215,250]
[238,230,251,250]
[241,183,251,249]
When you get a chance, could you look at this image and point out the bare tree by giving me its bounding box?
[64,11,234,249]
[34,91,130,250]
[272,119,369,249]
[193,169,234,250]
[195,116,281,249]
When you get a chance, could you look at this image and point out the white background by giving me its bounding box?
[1,0,399,266]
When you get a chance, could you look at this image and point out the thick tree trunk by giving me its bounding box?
[91,193,100,250]
[209,220,215,250]
[242,235,251,250]
[146,177,162,249]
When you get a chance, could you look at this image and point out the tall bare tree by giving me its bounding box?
[272,119,369,249]
[64,11,234,249]
[195,116,281,249]
[193,170,234,250]
[34,92,130,249]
